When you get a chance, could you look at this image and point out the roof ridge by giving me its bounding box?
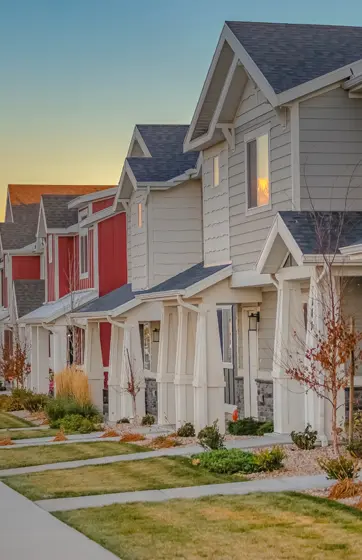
[226,20,362,29]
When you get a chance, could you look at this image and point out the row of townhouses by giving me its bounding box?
[3,21,362,440]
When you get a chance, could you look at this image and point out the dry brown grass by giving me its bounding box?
[0,437,14,446]
[151,435,179,449]
[55,366,91,405]
[99,429,119,438]
[329,479,362,499]
[119,432,145,443]
[52,430,68,442]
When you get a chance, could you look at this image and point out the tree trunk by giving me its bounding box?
[332,389,339,455]
[132,393,137,423]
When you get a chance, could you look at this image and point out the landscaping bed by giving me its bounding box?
[55,492,362,560]
[0,441,148,470]
[0,412,33,430]
[3,456,244,500]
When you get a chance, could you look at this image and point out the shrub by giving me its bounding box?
[193,448,257,474]
[78,418,96,434]
[21,391,48,413]
[228,417,274,436]
[291,424,317,450]
[347,440,362,458]
[55,366,92,405]
[253,446,285,472]
[45,397,101,424]
[198,420,225,450]
[141,414,155,426]
[0,395,13,411]
[318,455,359,480]
[119,418,130,424]
[177,422,195,438]
[120,432,145,442]
[56,414,96,434]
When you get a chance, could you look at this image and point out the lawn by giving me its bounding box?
[0,441,147,470]
[56,493,362,560]
[0,429,58,440]
[3,456,241,500]
[0,412,33,429]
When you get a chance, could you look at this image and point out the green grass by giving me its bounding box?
[0,441,148,470]
[0,412,33,429]
[55,492,362,560]
[0,429,59,440]
[3,456,243,500]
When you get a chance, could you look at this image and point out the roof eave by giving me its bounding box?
[68,187,118,210]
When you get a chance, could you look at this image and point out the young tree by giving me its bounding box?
[0,333,30,388]
[125,348,142,421]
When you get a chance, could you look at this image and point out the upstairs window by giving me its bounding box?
[48,235,53,264]
[217,305,233,367]
[79,230,88,278]
[213,155,220,187]
[246,128,270,210]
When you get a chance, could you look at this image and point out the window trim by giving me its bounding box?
[212,155,220,187]
[48,234,53,264]
[244,123,271,216]
[79,229,89,280]
[217,304,234,369]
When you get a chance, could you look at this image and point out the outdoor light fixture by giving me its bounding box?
[152,328,160,342]
[248,311,260,331]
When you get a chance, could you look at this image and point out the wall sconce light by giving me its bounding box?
[248,311,260,331]
[152,328,160,343]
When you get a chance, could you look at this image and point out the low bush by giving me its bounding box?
[291,424,317,450]
[177,422,195,438]
[120,432,145,443]
[78,418,96,434]
[141,414,155,426]
[54,413,96,434]
[253,446,285,472]
[45,397,101,425]
[193,448,256,474]
[347,440,362,458]
[0,393,23,411]
[318,455,359,480]
[20,390,48,413]
[119,418,130,424]
[198,420,225,450]
[228,417,274,436]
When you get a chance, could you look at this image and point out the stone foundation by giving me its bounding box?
[145,378,157,417]
[235,377,245,418]
[256,379,273,421]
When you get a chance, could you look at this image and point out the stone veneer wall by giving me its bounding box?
[145,378,158,417]
[235,378,245,418]
[256,379,273,421]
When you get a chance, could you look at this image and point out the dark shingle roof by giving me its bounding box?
[76,283,137,314]
[0,203,40,250]
[42,195,79,229]
[279,211,362,254]
[226,21,362,94]
[137,125,190,157]
[14,280,45,319]
[127,153,199,182]
[144,262,230,294]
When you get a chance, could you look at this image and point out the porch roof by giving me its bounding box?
[70,283,141,318]
[20,289,97,324]
[13,279,45,320]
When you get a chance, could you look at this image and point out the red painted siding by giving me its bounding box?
[100,322,111,367]
[58,236,74,298]
[12,256,40,280]
[47,234,56,302]
[92,197,114,213]
[98,213,127,297]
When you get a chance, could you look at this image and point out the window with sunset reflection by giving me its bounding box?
[247,132,269,209]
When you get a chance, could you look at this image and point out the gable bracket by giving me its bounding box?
[274,106,287,129]
[216,123,235,151]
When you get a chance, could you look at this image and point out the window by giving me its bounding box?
[138,203,142,228]
[213,155,220,187]
[246,130,270,210]
[217,305,233,366]
[79,230,88,277]
[48,235,53,264]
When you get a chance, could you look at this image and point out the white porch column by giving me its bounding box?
[157,305,176,425]
[36,326,49,394]
[273,280,305,434]
[29,326,38,392]
[84,322,103,411]
[193,304,225,434]
[51,326,68,374]
[119,319,146,421]
[174,306,194,429]
[108,324,123,423]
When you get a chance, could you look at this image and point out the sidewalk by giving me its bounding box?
[36,473,333,512]
[0,482,118,559]
[0,434,292,477]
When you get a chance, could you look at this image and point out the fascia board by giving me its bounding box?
[68,187,117,210]
[339,243,362,255]
[127,126,152,158]
[184,266,232,298]
[137,289,185,302]
[256,216,279,274]
[113,161,137,209]
[36,198,47,238]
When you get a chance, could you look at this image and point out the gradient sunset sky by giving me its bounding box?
[2,0,362,217]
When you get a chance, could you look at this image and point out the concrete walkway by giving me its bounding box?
[0,482,118,559]
[36,473,333,512]
[0,434,292,477]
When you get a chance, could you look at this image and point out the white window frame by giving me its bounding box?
[79,208,89,280]
[138,202,143,228]
[244,123,271,217]
[212,155,220,187]
[217,304,233,369]
[48,234,53,264]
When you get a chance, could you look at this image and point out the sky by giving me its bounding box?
[1,0,362,217]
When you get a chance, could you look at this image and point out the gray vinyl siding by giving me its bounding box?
[229,80,292,272]
[147,181,203,288]
[258,290,277,372]
[300,87,362,211]
[202,143,230,266]
[130,191,148,291]
[126,209,132,283]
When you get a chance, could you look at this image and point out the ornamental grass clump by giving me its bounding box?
[55,366,92,405]
[45,396,101,428]
[99,429,119,438]
[328,478,362,500]
[0,437,14,446]
[119,432,145,443]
